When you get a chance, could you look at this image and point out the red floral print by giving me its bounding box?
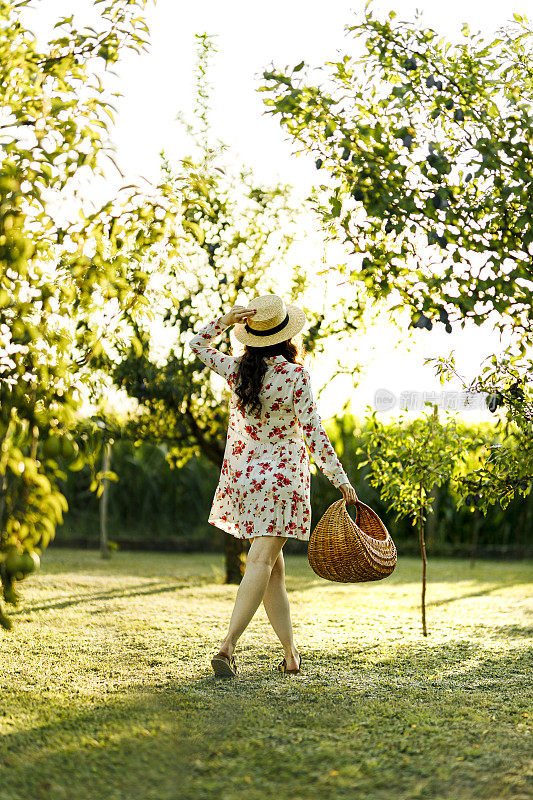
[188,317,348,541]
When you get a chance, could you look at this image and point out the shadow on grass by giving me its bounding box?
[11,581,192,616]
[426,585,505,606]
[1,643,530,800]
[286,558,533,594]
[16,577,524,619]
[484,624,533,639]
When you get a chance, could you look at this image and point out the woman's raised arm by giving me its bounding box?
[187,306,256,381]
[187,317,237,381]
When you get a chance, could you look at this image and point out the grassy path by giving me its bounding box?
[0,549,531,800]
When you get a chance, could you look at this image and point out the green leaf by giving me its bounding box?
[183,220,205,245]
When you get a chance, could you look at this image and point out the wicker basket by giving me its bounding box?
[308,498,397,583]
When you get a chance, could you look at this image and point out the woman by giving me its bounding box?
[187,294,358,678]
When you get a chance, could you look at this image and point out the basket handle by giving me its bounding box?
[334,496,360,525]
[341,497,392,545]
[337,495,360,507]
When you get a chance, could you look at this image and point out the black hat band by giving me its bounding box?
[244,311,290,337]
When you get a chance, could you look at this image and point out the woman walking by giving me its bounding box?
[187,294,358,677]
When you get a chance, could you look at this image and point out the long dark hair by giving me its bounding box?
[234,338,303,416]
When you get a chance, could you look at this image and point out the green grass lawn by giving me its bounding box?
[0,549,531,800]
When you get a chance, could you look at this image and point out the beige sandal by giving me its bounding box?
[211,652,237,678]
[277,653,302,674]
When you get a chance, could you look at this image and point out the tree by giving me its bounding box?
[110,34,363,583]
[0,1,194,629]
[427,351,533,515]
[260,6,533,348]
[114,157,315,582]
[260,5,533,514]
[358,405,473,635]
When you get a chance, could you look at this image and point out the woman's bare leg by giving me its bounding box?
[216,536,287,659]
[262,551,300,669]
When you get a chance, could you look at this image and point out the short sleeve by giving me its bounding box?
[187,317,239,383]
[292,367,349,489]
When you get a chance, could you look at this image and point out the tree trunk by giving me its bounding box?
[514,500,530,559]
[469,509,481,568]
[425,482,439,550]
[0,467,7,546]
[425,404,440,551]
[418,485,428,636]
[100,440,112,560]
[225,533,248,584]
[186,408,246,583]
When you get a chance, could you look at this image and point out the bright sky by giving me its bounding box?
[25,0,532,422]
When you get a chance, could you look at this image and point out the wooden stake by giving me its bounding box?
[419,485,428,637]
[419,403,437,637]
[100,440,112,560]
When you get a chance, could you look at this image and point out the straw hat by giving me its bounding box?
[233,294,307,347]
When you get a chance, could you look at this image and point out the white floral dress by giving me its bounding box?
[188,317,349,541]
